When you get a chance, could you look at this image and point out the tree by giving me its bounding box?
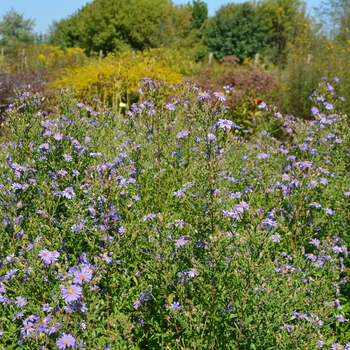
[47,0,197,54]
[204,2,270,62]
[314,0,350,41]
[0,9,36,47]
[257,0,310,63]
[190,0,208,29]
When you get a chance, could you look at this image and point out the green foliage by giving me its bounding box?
[274,34,350,118]
[48,0,198,55]
[189,0,208,29]
[0,78,349,348]
[47,16,82,49]
[0,9,36,49]
[204,2,270,62]
[257,0,310,63]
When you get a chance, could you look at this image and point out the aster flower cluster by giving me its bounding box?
[0,78,349,348]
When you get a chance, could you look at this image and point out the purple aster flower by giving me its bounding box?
[324,102,333,110]
[223,85,234,92]
[213,91,226,102]
[257,102,267,109]
[320,177,328,185]
[175,236,186,248]
[61,285,82,303]
[25,313,39,323]
[331,344,343,350]
[309,202,321,208]
[317,340,325,347]
[73,268,92,284]
[137,317,144,327]
[42,304,52,312]
[309,238,320,247]
[45,323,60,335]
[176,130,190,139]
[53,133,63,141]
[271,234,281,243]
[100,252,113,263]
[20,322,34,336]
[197,91,211,100]
[62,187,76,199]
[311,107,319,115]
[188,268,199,278]
[118,226,126,235]
[207,133,216,141]
[39,143,50,151]
[165,103,176,111]
[177,271,188,283]
[143,213,156,221]
[217,119,234,131]
[257,153,270,159]
[71,224,83,232]
[323,207,334,215]
[133,299,142,309]
[174,189,185,197]
[39,250,60,265]
[57,333,76,349]
[57,169,68,176]
[262,218,277,230]
[13,311,24,320]
[335,314,348,322]
[305,253,317,261]
[14,296,27,308]
[170,301,181,310]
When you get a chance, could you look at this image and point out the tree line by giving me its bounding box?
[1,0,349,65]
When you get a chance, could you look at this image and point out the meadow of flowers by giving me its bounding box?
[0,77,349,349]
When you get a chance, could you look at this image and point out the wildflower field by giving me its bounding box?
[0,77,349,349]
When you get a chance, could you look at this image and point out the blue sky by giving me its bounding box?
[0,0,324,35]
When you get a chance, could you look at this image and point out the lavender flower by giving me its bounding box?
[61,285,82,303]
[175,236,186,248]
[197,91,211,100]
[62,187,76,199]
[176,130,190,139]
[324,102,333,110]
[57,333,76,349]
[38,250,60,265]
[217,119,234,131]
[311,107,319,115]
[271,234,281,243]
[170,301,181,310]
[73,268,92,284]
[14,297,27,308]
[213,91,226,102]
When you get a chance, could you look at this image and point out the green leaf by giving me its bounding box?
[243,315,253,325]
